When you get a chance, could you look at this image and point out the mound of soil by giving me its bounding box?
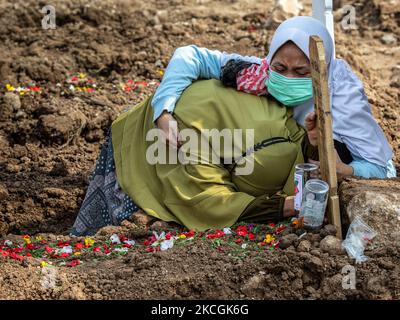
[1,222,399,300]
[0,0,399,300]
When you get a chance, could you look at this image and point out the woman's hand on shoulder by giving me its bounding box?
[304,111,318,146]
[156,110,182,149]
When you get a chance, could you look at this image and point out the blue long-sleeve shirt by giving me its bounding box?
[151,45,261,121]
[151,45,395,179]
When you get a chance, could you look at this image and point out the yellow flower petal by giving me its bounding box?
[6,84,15,91]
[84,238,95,247]
[264,234,275,244]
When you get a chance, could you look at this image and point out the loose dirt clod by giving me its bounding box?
[320,224,338,238]
[297,240,312,252]
[320,235,345,255]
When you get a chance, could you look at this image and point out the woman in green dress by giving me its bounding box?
[71,78,318,235]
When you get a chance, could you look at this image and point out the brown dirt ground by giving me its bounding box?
[0,0,399,300]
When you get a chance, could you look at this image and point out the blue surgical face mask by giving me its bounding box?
[266,70,313,106]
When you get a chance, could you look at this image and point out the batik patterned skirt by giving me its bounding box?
[70,128,139,236]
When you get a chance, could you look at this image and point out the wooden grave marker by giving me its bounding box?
[309,35,342,239]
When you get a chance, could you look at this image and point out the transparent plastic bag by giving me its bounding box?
[342,216,377,263]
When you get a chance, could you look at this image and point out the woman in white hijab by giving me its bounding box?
[151,16,396,179]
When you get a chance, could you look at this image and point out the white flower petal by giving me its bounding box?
[60,246,73,254]
[110,234,121,244]
[160,239,174,251]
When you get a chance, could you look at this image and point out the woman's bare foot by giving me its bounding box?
[150,220,172,231]
[130,209,154,227]
[130,209,173,230]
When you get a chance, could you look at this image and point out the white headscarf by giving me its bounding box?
[266,16,334,65]
[265,16,393,168]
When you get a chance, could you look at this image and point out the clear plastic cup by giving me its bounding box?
[299,179,329,231]
[294,163,319,212]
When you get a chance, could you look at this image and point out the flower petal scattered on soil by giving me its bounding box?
[0,219,308,267]
[5,83,42,95]
[84,238,95,247]
[110,234,121,244]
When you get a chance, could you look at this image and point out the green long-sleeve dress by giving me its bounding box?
[112,79,317,231]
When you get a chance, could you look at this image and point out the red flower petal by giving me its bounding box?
[235,226,248,236]
[185,231,196,238]
[57,241,70,248]
[9,253,24,260]
[66,260,81,267]
[75,243,84,250]
[215,230,225,238]
[275,225,286,235]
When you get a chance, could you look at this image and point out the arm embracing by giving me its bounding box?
[151,45,262,121]
[151,45,224,121]
[240,193,295,223]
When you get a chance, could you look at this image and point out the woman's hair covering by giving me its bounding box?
[266,16,334,65]
[266,16,393,168]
